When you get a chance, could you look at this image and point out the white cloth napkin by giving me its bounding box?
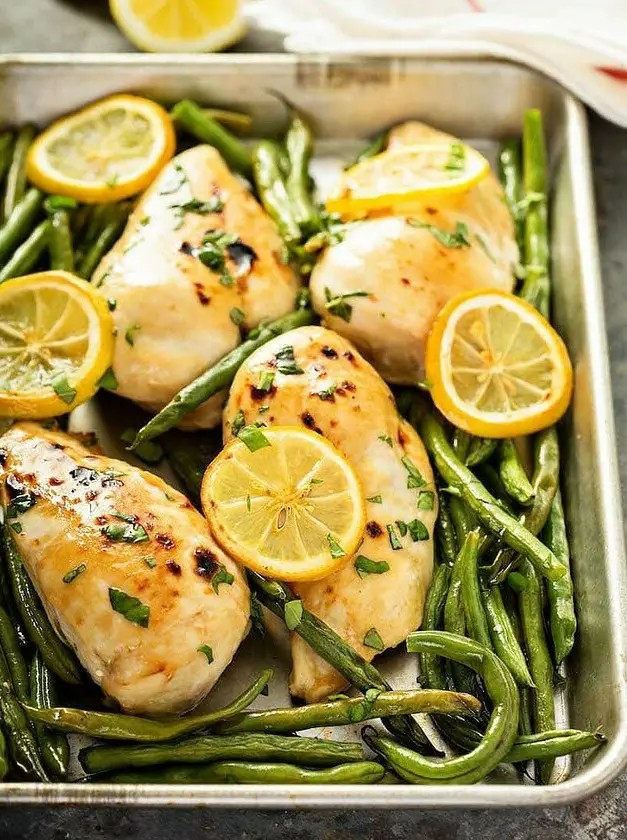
[247,0,627,126]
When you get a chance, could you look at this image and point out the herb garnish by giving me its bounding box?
[211,563,234,594]
[366,495,382,504]
[395,520,408,537]
[401,455,426,489]
[230,307,245,326]
[316,383,336,401]
[409,219,471,249]
[63,563,86,583]
[198,644,214,664]
[101,522,149,543]
[408,518,429,542]
[386,524,402,550]
[258,371,275,392]
[231,409,246,436]
[378,435,393,447]
[327,534,346,559]
[238,425,271,452]
[159,162,188,195]
[285,599,303,630]
[196,230,240,286]
[50,373,76,405]
[354,555,390,579]
[124,324,141,346]
[417,490,435,511]
[144,556,157,569]
[324,287,369,322]
[274,345,303,376]
[445,142,466,172]
[170,195,224,230]
[107,299,117,311]
[109,588,150,627]
[98,367,118,390]
[363,627,384,651]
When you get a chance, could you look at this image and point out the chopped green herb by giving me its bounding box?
[285,599,303,630]
[125,324,141,347]
[316,383,336,401]
[274,345,303,376]
[211,563,234,594]
[250,592,266,638]
[354,555,390,579]
[63,563,86,584]
[112,510,137,523]
[395,520,408,537]
[408,518,429,542]
[310,478,323,485]
[5,488,37,518]
[363,627,384,651]
[139,216,150,226]
[198,644,214,664]
[9,521,22,534]
[44,195,78,210]
[386,523,402,550]
[378,435,393,447]
[98,367,118,390]
[409,219,471,249]
[246,495,251,512]
[324,287,369,322]
[327,533,346,559]
[101,522,149,544]
[238,425,271,452]
[258,371,275,392]
[197,229,240,286]
[107,298,117,311]
[258,405,270,414]
[230,307,245,326]
[120,428,164,465]
[170,195,224,230]
[50,373,76,405]
[231,409,246,436]
[159,162,188,195]
[445,142,466,172]
[417,490,435,511]
[109,588,150,627]
[366,495,382,504]
[401,455,426,489]
[144,556,157,569]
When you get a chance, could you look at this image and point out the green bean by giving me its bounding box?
[475,464,516,516]
[443,545,476,697]
[482,586,533,687]
[131,306,316,447]
[417,564,450,691]
[23,669,272,741]
[352,131,388,165]
[543,488,576,664]
[498,138,524,251]
[435,495,458,565]
[161,429,222,501]
[98,760,386,785]
[30,651,69,778]
[0,605,29,700]
[216,687,480,735]
[519,110,550,318]
[487,427,560,585]
[451,428,472,463]
[0,132,15,195]
[3,125,35,222]
[0,188,43,266]
[47,208,74,272]
[459,532,491,649]
[499,439,535,506]
[3,529,82,684]
[284,106,320,236]
[518,558,555,784]
[506,730,604,764]
[81,733,364,775]
[465,437,498,468]
[0,544,28,650]
[0,220,50,284]
[249,573,437,755]
[418,411,564,582]
[0,645,48,780]
[171,99,253,178]
[448,496,476,548]
[79,209,128,280]
[252,140,302,243]
[380,631,520,783]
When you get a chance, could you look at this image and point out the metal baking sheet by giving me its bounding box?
[0,53,625,808]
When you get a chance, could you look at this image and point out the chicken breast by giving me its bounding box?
[93,145,299,429]
[310,121,518,384]
[223,326,437,702]
[0,422,249,716]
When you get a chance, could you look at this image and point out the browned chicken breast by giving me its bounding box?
[310,121,518,384]
[0,423,250,715]
[223,326,437,702]
[93,145,299,429]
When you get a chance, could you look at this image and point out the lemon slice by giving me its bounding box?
[326,142,489,217]
[425,290,573,438]
[26,95,175,203]
[201,426,366,582]
[0,271,114,419]
[109,0,246,53]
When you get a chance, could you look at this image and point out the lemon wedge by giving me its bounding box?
[201,426,366,582]
[26,95,175,203]
[0,271,114,419]
[326,142,489,218]
[425,290,573,438]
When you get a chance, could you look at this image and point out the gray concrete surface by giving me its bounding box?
[0,2,626,837]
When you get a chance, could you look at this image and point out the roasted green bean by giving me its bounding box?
[498,138,524,251]
[30,651,69,778]
[459,532,491,650]
[543,488,576,664]
[499,439,535,506]
[252,140,302,243]
[0,219,50,283]
[3,125,35,222]
[47,207,74,272]
[482,586,533,687]
[0,187,43,266]
[284,106,320,235]
[506,730,604,764]
[0,605,29,700]
[171,99,253,178]
[435,495,458,565]
[465,437,498,468]
[519,110,550,318]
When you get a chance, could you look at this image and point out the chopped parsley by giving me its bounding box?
[409,219,471,249]
[238,425,271,452]
[139,216,150,226]
[144,556,157,569]
[378,435,393,447]
[9,521,22,534]
[62,563,86,584]
[101,522,149,543]
[323,287,369,322]
[395,520,408,537]
[107,299,117,311]
[285,599,303,630]
[211,563,234,594]
[274,345,303,376]
[258,405,270,414]
[417,490,435,511]
[327,534,346,559]
[366,495,382,504]
[50,373,76,405]
[258,371,275,392]
[197,229,240,286]
[231,409,246,436]
[386,523,403,550]
[250,592,266,638]
[198,644,214,664]
[98,367,118,390]
[120,428,163,465]
[316,383,336,401]
[354,555,390,579]
[125,324,141,346]
[445,142,466,172]
[159,162,188,195]
[401,455,426,489]
[363,627,384,651]
[170,195,224,230]
[408,518,429,542]
[109,588,150,627]
[230,307,245,326]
